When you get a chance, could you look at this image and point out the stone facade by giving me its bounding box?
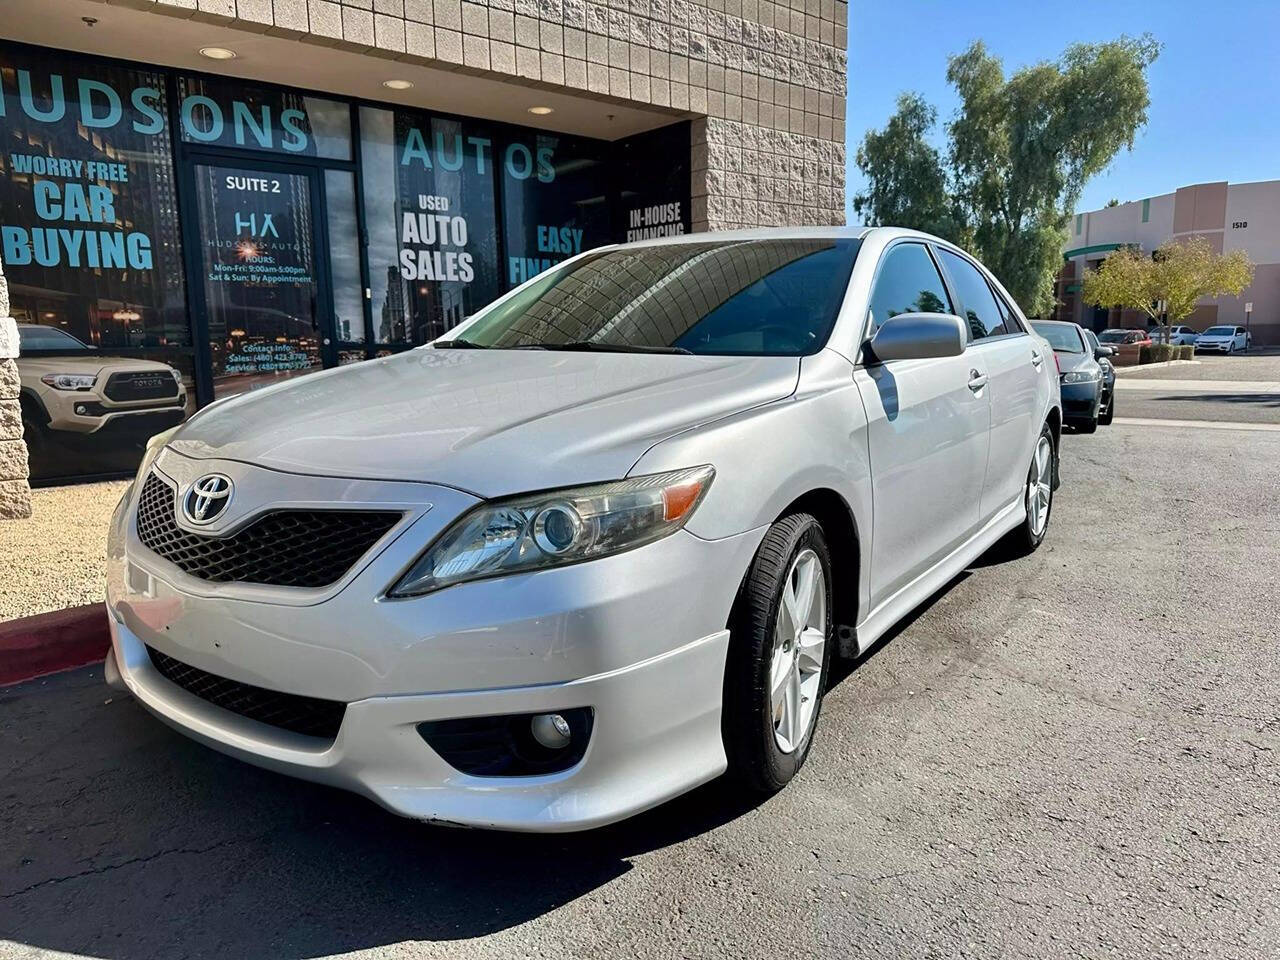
[0,256,33,520]
[123,0,848,229]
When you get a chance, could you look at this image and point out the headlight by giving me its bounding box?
[134,424,181,483]
[388,465,715,597]
[40,373,96,391]
[1061,370,1099,384]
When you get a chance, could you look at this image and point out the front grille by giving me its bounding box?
[136,472,401,588]
[146,645,345,739]
[104,371,180,402]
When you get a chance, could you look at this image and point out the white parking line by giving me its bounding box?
[1113,417,1280,433]
[1114,379,1280,393]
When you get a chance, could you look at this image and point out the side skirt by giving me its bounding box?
[853,496,1025,657]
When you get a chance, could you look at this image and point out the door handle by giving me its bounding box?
[1031,350,1043,367]
[968,369,988,392]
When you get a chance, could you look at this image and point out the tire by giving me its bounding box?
[1077,415,1098,434]
[1000,422,1056,556]
[723,512,834,795]
[1098,391,1114,426]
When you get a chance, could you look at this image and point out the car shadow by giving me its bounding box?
[0,669,772,959]
[1,567,993,959]
[1156,392,1280,408]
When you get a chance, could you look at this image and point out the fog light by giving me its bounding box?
[75,404,87,415]
[530,712,572,750]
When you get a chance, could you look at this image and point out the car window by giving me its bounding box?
[936,249,1006,342]
[1030,322,1085,354]
[454,238,862,357]
[987,281,1024,336]
[16,325,92,350]
[865,243,953,337]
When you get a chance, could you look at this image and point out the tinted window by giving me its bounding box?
[452,238,860,357]
[1031,322,1085,354]
[988,282,1023,336]
[937,249,1005,341]
[17,325,90,350]
[866,243,952,335]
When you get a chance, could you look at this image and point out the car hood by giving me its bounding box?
[168,348,801,496]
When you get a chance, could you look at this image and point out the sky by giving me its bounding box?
[844,0,1280,220]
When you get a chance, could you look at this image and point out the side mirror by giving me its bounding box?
[869,313,966,362]
[1095,345,1115,359]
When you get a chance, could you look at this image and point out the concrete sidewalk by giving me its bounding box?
[0,480,128,622]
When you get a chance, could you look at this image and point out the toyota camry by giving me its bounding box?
[105,227,1062,831]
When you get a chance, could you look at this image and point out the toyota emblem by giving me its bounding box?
[183,473,234,525]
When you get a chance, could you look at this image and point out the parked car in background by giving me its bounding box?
[104,227,1062,831]
[1148,325,1198,345]
[17,324,189,481]
[1098,328,1153,348]
[1083,328,1117,426]
[1033,320,1104,433]
[1194,325,1251,353]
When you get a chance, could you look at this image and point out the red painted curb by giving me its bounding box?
[0,604,111,687]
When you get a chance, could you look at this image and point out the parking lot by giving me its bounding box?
[2,359,1279,959]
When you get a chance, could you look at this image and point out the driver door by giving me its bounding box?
[853,242,991,612]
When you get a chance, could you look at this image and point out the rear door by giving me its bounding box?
[853,241,991,610]
[934,247,1044,523]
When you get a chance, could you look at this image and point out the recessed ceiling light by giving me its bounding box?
[199,47,237,60]
[527,106,554,116]
[383,79,414,90]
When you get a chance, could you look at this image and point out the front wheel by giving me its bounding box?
[723,513,834,795]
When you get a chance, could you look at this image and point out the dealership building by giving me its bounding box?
[1053,179,1280,345]
[0,0,848,489]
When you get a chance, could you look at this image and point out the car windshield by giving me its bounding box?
[17,325,92,350]
[1098,329,1127,343]
[1031,322,1085,353]
[439,238,861,356]
[1203,326,1235,336]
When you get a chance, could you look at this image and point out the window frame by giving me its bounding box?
[932,244,1027,345]
[858,239,957,360]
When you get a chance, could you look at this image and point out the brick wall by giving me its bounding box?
[121,0,848,229]
[0,257,33,519]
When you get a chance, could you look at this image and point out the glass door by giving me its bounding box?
[190,160,335,399]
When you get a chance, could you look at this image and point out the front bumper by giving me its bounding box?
[1059,380,1101,422]
[106,452,763,830]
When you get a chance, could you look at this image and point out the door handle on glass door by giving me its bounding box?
[968,370,988,392]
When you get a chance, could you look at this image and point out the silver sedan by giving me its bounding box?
[105,227,1062,831]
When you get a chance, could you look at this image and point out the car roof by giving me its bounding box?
[607,224,990,252]
[1029,319,1078,328]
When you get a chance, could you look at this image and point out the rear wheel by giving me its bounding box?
[723,513,833,795]
[1000,423,1055,556]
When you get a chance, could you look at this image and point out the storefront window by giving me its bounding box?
[501,131,611,288]
[0,47,191,481]
[176,75,351,161]
[325,169,366,344]
[360,106,500,345]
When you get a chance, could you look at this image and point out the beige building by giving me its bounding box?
[1054,179,1280,346]
[0,0,848,492]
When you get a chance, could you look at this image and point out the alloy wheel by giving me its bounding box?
[769,548,827,754]
[1027,435,1053,536]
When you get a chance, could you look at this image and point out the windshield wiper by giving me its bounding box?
[433,338,489,349]
[540,340,693,355]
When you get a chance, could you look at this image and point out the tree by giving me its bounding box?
[1105,198,1121,208]
[851,93,961,243]
[1081,237,1253,343]
[852,35,1161,317]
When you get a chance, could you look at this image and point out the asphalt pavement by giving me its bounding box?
[1113,352,1280,424]
[2,398,1279,958]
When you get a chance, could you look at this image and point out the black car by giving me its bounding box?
[1031,320,1114,433]
[1083,328,1116,425]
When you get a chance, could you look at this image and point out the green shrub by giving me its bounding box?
[1177,345,1193,360]
[1139,343,1180,364]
